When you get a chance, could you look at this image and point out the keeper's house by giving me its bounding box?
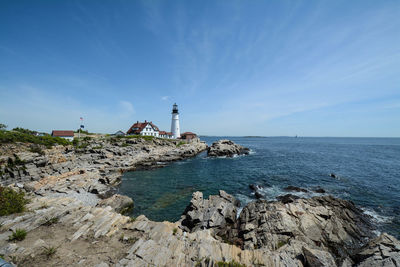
[126,121,160,137]
[51,130,74,141]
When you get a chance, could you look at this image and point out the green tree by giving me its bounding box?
[0,124,6,131]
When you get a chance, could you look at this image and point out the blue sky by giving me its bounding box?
[0,0,399,137]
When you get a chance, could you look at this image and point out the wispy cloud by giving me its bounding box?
[119,100,135,116]
[161,96,169,101]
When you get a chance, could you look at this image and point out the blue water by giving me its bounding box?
[119,137,400,238]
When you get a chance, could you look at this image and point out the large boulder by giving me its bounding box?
[207,140,250,157]
[97,194,134,215]
[180,190,240,240]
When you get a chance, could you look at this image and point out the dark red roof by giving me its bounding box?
[127,121,159,135]
[52,130,74,137]
[181,132,196,136]
[159,131,173,135]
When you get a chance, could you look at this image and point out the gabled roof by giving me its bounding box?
[52,130,74,137]
[127,121,159,135]
[148,122,159,131]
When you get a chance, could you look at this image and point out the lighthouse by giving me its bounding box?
[171,103,180,139]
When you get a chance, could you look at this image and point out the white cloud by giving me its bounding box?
[119,101,135,115]
[161,96,169,101]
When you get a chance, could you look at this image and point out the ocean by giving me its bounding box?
[119,136,400,238]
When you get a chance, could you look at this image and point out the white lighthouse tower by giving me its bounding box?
[171,103,180,139]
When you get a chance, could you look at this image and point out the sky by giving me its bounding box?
[0,0,399,137]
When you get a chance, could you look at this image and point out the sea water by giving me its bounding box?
[119,137,400,238]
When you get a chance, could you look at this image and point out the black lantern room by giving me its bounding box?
[172,103,179,114]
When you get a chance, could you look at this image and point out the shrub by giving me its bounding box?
[8,229,27,241]
[29,145,45,155]
[12,127,36,135]
[0,186,29,216]
[0,130,71,148]
[0,123,6,130]
[172,228,178,235]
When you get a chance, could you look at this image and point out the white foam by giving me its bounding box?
[235,193,253,217]
[362,208,392,224]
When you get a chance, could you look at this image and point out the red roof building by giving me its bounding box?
[51,130,74,137]
[126,121,160,137]
[180,132,197,140]
[51,130,74,141]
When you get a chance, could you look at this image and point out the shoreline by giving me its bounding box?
[0,137,399,266]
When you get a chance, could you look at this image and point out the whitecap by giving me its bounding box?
[361,208,392,224]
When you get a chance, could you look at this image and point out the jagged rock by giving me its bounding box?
[313,187,326,193]
[97,194,134,214]
[276,193,300,203]
[180,190,240,240]
[238,195,375,259]
[284,185,308,193]
[207,140,249,157]
[303,246,337,267]
[255,191,263,199]
[352,233,400,266]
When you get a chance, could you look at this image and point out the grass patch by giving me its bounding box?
[121,142,130,147]
[0,186,29,216]
[8,229,27,241]
[128,216,136,223]
[42,217,59,226]
[116,135,154,141]
[276,239,288,249]
[172,228,178,235]
[176,141,186,147]
[119,234,138,244]
[42,246,57,258]
[0,130,70,148]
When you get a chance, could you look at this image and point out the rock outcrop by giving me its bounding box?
[238,195,374,258]
[180,190,240,242]
[97,194,134,214]
[352,233,400,266]
[178,191,388,266]
[207,140,249,157]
